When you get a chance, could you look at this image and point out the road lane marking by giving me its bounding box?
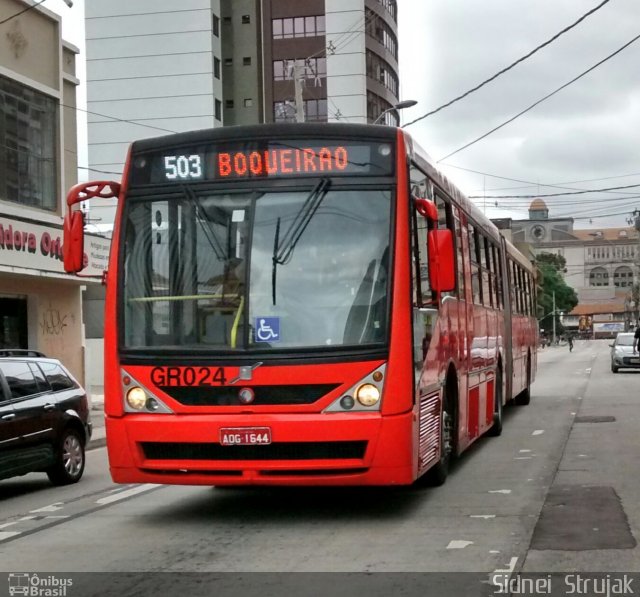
[532,430,545,436]
[519,449,531,453]
[470,515,495,519]
[490,556,518,583]
[447,540,473,549]
[489,489,511,494]
[514,456,532,460]
[96,484,156,505]
[30,502,64,513]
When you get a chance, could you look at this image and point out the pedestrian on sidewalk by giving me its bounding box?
[633,321,640,353]
[567,334,574,352]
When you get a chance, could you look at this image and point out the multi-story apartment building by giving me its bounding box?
[0,0,108,383]
[86,0,400,198]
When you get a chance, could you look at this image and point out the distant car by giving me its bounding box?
[610,333,640,373]
[0,351,92,485]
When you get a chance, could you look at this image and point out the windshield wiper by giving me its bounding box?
[275,178,331,265]
[181,184,226,260]
[270,178,331,306]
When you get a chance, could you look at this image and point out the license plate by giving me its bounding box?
[219,427,272,446]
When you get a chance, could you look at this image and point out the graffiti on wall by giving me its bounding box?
[40,303,71,336]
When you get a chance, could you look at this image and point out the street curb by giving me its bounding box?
[88,437,107,451]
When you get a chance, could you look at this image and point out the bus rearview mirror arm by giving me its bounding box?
[63,181,121,275]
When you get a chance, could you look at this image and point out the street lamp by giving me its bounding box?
[372,100,418,125]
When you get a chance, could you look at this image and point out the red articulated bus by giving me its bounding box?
[64,123,537,486]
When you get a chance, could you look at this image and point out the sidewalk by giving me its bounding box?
[88,393,106,451]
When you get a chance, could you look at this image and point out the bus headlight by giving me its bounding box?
[126,387,147,410]
[355,383,380,407]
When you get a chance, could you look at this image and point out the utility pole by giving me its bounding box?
[292,63,305,123]
[552,291,556,345]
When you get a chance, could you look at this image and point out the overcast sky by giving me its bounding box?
[398,0,640,229]
[56,0,640,230]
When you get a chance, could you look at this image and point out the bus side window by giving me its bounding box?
[411,206,431,306]
[469,224,481,305]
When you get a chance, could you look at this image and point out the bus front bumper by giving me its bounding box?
[106,411,416,486]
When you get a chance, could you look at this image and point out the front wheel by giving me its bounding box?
[47,428,85,486]
[611,363,619,373]
[422,390,455,486]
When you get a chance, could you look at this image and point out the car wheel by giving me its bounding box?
[611,363,619,373]
[47,428,85,486]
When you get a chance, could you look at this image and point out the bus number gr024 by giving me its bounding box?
[164,155,203,180]
[150,366,227,387]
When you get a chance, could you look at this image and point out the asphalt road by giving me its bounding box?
[0,339,638,596]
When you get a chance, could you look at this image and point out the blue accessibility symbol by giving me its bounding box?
[255,317,280,342]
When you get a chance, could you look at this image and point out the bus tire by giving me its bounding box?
[423,383,456,486]
[514,354,531,406]
[487,366,503,437]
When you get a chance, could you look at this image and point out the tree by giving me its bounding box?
[536,252,578,335]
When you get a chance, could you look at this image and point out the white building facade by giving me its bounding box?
[0,0,109,385]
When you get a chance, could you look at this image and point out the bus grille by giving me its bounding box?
[141,441,367,461]
[419,393,440,467]
[158,384,340,406]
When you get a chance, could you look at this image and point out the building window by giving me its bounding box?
[243,57,251,66]
[214,99,221,121]
[272,16,325,39]
[241,14,250,24]
[365,9,398,59]
[614,266,633,288]
[224,58,233,66]
[272,58,326,83]
[366,90,397,126]
[376,0,397,22]
[244,98,253,108]
[366,50,398,96]
[0,75,57,211]
[214,57,221,79]
[273,99,327,123]
[225,100,234,109]
[212,14,220,36]
[588,267,609,287]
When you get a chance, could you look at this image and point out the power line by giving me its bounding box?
[0,0,46,25]
[469,183,640,199]
[63,102,179,135]
[403,0,612,128]
[437,30,640,162]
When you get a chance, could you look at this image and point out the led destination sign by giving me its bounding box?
[130,139,394,185]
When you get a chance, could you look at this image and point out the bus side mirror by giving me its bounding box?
[63,209,85,273]
[428,229,455,292]
[63,181,121,274]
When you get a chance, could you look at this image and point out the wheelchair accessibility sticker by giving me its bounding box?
[255,317,280,342]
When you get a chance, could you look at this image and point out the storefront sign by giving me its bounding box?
[0,217,110,278]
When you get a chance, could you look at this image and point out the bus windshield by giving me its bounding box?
[121,186,391,352]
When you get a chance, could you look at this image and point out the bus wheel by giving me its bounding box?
[423,389,455,486]
[487,367,503,437]
[514,355,531,406]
